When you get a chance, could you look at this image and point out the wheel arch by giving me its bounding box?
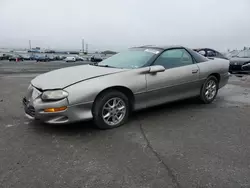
[208,73,221,83]
[92,86,135,113]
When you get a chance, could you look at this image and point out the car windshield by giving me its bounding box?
[97,48,159,69]
[235,50,250,58]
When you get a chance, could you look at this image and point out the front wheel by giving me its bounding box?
[200,76,219,104]
[93,90,130,129]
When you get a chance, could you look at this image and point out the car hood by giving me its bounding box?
[31,64,126,90]
[230,57,250,65]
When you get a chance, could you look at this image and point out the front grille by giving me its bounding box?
[23,97,28,106]
[25,85,34,100]
[23,97,35,117]
[26,106,35,117]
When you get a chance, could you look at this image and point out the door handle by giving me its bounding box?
[192,69,199,74]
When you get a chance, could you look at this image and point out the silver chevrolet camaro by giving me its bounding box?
[23,45,230,129]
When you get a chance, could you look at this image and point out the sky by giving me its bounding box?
[0,0,250,52]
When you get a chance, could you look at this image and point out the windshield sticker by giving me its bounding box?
[145,49,160,54]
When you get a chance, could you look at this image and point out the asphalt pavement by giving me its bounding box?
[0,61,250,188]
[0,60,89,74]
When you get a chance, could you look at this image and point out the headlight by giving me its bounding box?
[41,90,68,101]
[242,62,250,70]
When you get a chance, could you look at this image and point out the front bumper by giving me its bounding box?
[23,86,93,124]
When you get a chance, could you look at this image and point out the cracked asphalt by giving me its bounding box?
[0,61,250,188]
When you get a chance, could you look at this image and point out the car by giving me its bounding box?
[28,54,37,60]
[90,54,103,62]
[229,49,250,73]
[20,54,32,60]
[193,48,229,60]
[58,56,66,60]
[48,55,57,61]
[0,53,4,60]
[75,56,85,61]
[225,50,240,59]
[23,45,230,129]
[0,54,12,60]
[35,55,50,62]
[9,54,24,61]
[53,55,65,61]
[65,57,76,62]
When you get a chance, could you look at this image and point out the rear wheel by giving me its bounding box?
[200,76,219,104]
[93,90,130,129]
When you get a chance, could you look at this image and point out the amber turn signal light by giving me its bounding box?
[44,106,67,112]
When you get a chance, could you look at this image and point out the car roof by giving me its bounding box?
[132,45,186,50]
[193,48,218,52]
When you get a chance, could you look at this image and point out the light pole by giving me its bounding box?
[29,40,32,49]
[86,43,88,54]
[82,39,84,53]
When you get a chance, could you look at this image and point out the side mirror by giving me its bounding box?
[149,65,165,73]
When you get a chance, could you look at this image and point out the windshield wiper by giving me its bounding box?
[97,64,117,68]
[90,63,117,68]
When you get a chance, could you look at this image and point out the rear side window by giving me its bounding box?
[187,49,209,63]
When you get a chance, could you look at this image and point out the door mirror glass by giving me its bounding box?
[149,65,165,73]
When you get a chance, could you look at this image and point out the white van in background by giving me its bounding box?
[65,57,76,62]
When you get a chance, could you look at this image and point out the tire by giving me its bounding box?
[93,90,130,129]
[200,76,219,104]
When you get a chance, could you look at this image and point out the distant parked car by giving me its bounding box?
[229,49,250,73]
[65,57,76,62]
[90,54,103,62]
[225,50,240,59]
[36,55,50,62]
[53,55,64,61]
[58,56,66,60]
[48,55,56,61]
[193,48,228,60]
[20,54,32,60]
[0,54,4,60]
[75,56,84,61]
[28,54,36,60]
[9,55,24,61]
[0,54,12,60]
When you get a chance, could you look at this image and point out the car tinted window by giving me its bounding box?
[236,50,250,58]
[207,50,216,57]
[198,50,206,56]
[187,49,209,63]
[153,49,193,69]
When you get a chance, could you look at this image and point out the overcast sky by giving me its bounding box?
[0,0,250,51]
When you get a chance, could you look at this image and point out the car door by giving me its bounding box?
[145,48,201,108]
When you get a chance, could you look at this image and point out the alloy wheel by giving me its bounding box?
[205,80,217,100]
[102,97,127,126]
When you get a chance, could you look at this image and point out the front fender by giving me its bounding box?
[64,67,149,105]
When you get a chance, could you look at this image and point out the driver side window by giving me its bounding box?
[154,49,193,69]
